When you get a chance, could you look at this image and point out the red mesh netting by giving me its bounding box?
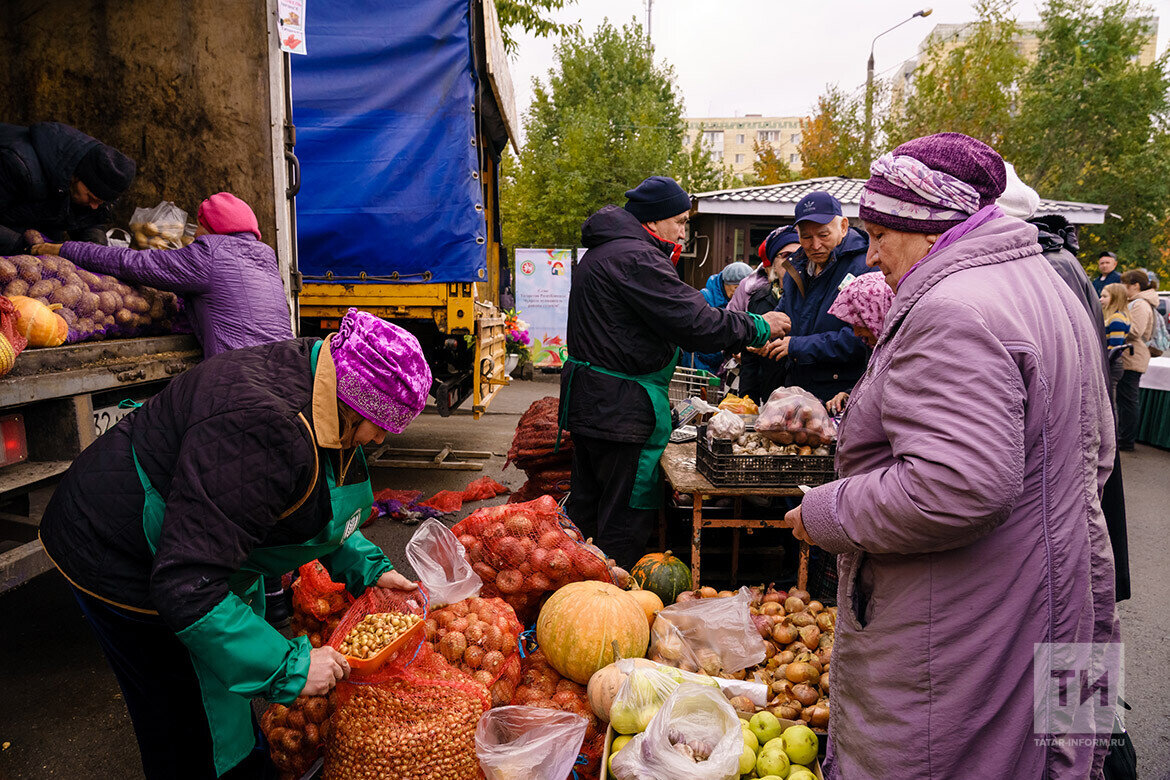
[511,649,604,778]
[324,644,490,779]
[451,496,614,624]
[424,596,524,707]
[506,398,573,502]
[289,560,353,647]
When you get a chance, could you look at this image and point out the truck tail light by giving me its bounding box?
[0,414,28,467]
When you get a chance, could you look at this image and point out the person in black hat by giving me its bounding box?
[755,191,876,403]
[557,176,789,567]
[0,122,136,255]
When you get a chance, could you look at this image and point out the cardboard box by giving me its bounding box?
[600,722,824,780]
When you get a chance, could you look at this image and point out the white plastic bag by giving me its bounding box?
[648,588,765,675]
[129,201,187,249]
[706,409,745,442]
[609,684,742,780]
[608,659,720,734]
[475,706,588,780]
[404,518,482,606]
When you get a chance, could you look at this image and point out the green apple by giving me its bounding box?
[742,724,759,752]
[755,744,791,778]
[749,710,783,745]
[781,724,819,766]
[609,701,642,735]
[612,735,632,753]
[739,743,757,775]
[758,777,786,780]
[786,770,816,780]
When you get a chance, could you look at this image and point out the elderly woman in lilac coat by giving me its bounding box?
[32,191,292,356]
[785,134,1119,779]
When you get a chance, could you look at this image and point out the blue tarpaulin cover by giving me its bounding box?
[291,0,486,283]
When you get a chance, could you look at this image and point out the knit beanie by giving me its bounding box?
[759,225,799,267]
[74,145,136,202]
[859,132,1007,234]
[623,176,691,224]
[197,192,262,240]
[722,262,753,285]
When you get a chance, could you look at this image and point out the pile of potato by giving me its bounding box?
[0,253,179,343]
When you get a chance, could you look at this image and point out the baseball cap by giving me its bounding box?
[793,191,843,225]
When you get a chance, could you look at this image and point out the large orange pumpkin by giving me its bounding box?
[630,550,692,605]
[536,581,649,684]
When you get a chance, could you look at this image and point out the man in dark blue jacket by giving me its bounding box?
[757,191,875,402]
[560,176,787,566]
[0,122,136,254]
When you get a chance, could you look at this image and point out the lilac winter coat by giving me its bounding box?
[800,216,1119,780]
[61,233,292,356]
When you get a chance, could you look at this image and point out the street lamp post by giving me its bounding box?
[864,8,932,167]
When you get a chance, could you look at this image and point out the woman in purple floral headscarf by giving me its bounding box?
[823,273,895,413]
[38,308,433,779]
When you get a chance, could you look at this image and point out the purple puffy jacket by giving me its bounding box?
[61,232,292,355]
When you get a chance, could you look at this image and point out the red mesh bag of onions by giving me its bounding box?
[324,589,491,780]
[511,648,605,778]
[424,596,524,707]
[4,233,183,344]
[289,560,354,648]
[452,495,619,624]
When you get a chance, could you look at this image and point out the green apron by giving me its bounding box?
[556,348,680,510]
[131,339,381,776]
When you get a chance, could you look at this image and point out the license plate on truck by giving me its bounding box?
[92,404,135,438]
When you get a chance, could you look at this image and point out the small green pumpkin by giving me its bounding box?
[630,550,691,605]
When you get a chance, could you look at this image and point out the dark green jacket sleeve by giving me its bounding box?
[320,530,394,595]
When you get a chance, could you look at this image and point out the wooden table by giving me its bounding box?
[660,441,810,589]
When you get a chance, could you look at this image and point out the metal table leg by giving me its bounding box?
[690,492,703,587]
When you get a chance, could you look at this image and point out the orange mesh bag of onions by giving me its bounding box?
[6,231,182,344]
[290,560,354,648]
[260,694,334,780]
[424,596,525,707]
[324,589,490,780]
[511,648,605,778]
[452,495,622,624]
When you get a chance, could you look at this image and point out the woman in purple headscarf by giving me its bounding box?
[785,134,1118,779]
[39,308,433,779]
[823,272,895,413]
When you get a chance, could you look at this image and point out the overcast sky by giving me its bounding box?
[506,0,1170,124]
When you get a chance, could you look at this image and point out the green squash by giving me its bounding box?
[630,550,691,605]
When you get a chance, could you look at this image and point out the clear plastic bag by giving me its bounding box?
[475,705,589,780]
[706,409,745,442]
[405,518,483,607]
[648,588,765,676]
[609,683,742,780]
[756,385,838,446]
[608,659,720,735]
[129,201,188,249]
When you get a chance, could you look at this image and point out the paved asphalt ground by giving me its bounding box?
[1,374,1167,779]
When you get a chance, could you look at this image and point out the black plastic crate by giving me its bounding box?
[696,423,836,488]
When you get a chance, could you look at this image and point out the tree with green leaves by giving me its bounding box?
[497,0,579,53]
[797,86,871,179]
[1005,0,1170,273]
[887,0,1026,149]
[751,140,800,184]
[501,20,685,249]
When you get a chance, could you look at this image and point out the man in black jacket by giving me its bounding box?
[0,121,136,254]
[559,176,787,567]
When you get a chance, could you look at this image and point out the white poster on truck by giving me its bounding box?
[514,248,574,368]
[278,0,308,54]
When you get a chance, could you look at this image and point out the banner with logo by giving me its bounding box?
[514,248,574,368]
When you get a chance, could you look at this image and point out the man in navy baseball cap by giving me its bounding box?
[754,190,876,402]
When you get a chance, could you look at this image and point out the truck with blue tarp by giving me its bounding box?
[292,0,517,417]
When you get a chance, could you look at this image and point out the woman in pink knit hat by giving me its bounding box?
[33,191,292,357]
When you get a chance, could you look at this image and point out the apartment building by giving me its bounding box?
[683,115,805,177]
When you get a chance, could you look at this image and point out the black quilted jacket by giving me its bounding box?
[40,338,362,633]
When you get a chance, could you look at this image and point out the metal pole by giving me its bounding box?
[863,9,932,168]
[646,0,653,38]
